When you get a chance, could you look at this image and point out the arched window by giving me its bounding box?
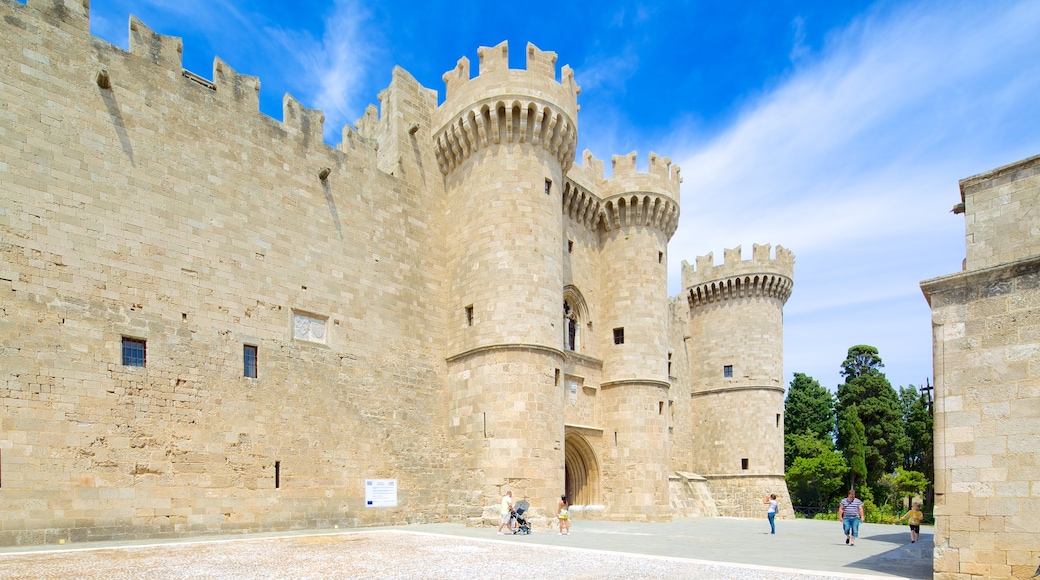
[562,286,589,353]
[564,300,578,351]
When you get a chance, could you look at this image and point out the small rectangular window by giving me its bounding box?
[776,413,782,428]
[723,365,733,378]
[545,179,552,195]
[668,352,673,376]
[658,251,663,263]
[244,345,258,378]
[741,458,749,470]
[567,240,574,253]
[465,305,474,326]
[613,327,624,345]
[122,337,146,367]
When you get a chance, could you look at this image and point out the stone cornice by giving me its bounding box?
[600,378,671,390]
[921,253,1040,308]
[445,343,564,364]
[690,385,785,398]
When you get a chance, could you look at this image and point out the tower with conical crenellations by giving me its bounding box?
[435,41,579,508]
[681,244,794,517]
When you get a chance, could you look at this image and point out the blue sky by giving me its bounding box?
[88,0,1040,393]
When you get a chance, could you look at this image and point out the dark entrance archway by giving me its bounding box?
[564,431,600,505]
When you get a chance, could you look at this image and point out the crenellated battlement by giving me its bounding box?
[0,0,400,167]
[433,41,580,176]
[563,150,681,239]
[682,244,794,308]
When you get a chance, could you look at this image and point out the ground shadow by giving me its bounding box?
[843,529,933,579]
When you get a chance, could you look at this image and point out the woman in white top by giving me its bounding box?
[763,493,778,534]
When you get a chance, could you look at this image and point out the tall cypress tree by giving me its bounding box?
[837,406,868,489]
[835,346,909,486]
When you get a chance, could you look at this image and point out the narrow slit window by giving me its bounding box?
[275,461,281,489]
[658,251,663,263]
[465,305,474,326]
[244,345,258,378]
[568,240,574,253]
[741,458,749,470]
[776,413,782,428]
[668,352,673,376]
[723,365,733,378]
[613,327,624,345]
[122,337,146,367]
[658,401,664,415]
[544,179,552,195]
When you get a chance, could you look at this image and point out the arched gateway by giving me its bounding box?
[563,431,601,506]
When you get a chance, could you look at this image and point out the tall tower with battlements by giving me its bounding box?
[682,244,794,517]
[596,152,681,521]
[434,41,579,506]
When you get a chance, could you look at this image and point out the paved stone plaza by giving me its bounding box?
[0,518,932,579]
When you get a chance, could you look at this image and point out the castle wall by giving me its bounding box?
[0,0,801,546]
[922,154,1040,579]
[0,0,454,544]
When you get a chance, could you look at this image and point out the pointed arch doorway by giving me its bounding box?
[564,431,600,506]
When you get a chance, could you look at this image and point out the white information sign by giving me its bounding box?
[365,479,398,507]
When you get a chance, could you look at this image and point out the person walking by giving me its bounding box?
[763,493,778,534]
[838,489,865,546]
[897,501,924,543]
[557,495,570,535]
[497,491,515,535]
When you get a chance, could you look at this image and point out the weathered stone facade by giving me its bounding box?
[0,0,793,545]
[921,153,1040,579]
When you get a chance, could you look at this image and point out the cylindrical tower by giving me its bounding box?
[433,41,579,514]
[598,152,681,521]
[683,244,794,518]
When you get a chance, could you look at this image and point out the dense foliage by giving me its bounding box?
[784,345,933,516]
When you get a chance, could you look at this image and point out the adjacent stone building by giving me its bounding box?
[921,153,1040,579]
[0,0,794,545]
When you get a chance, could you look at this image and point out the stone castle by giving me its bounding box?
[0,0,795,545]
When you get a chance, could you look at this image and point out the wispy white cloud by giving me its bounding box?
[666,0,1040,390]
[788,16,809,63]
[265,0,377,142]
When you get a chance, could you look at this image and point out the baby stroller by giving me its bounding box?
[511,500,532,535]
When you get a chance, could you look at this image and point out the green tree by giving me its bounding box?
[837,405,867,488]
[786,450,849,509]
[784,373,836,443]
[835,346,909,486]
[899,385,933,477]
[840,345,884,381]
[895,468,930,502]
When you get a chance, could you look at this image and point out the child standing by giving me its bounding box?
[898,502,924,543]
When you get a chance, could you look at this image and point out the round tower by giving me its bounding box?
[433,41,579,514]
[682,244,794,518]
[597,152,680,521]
